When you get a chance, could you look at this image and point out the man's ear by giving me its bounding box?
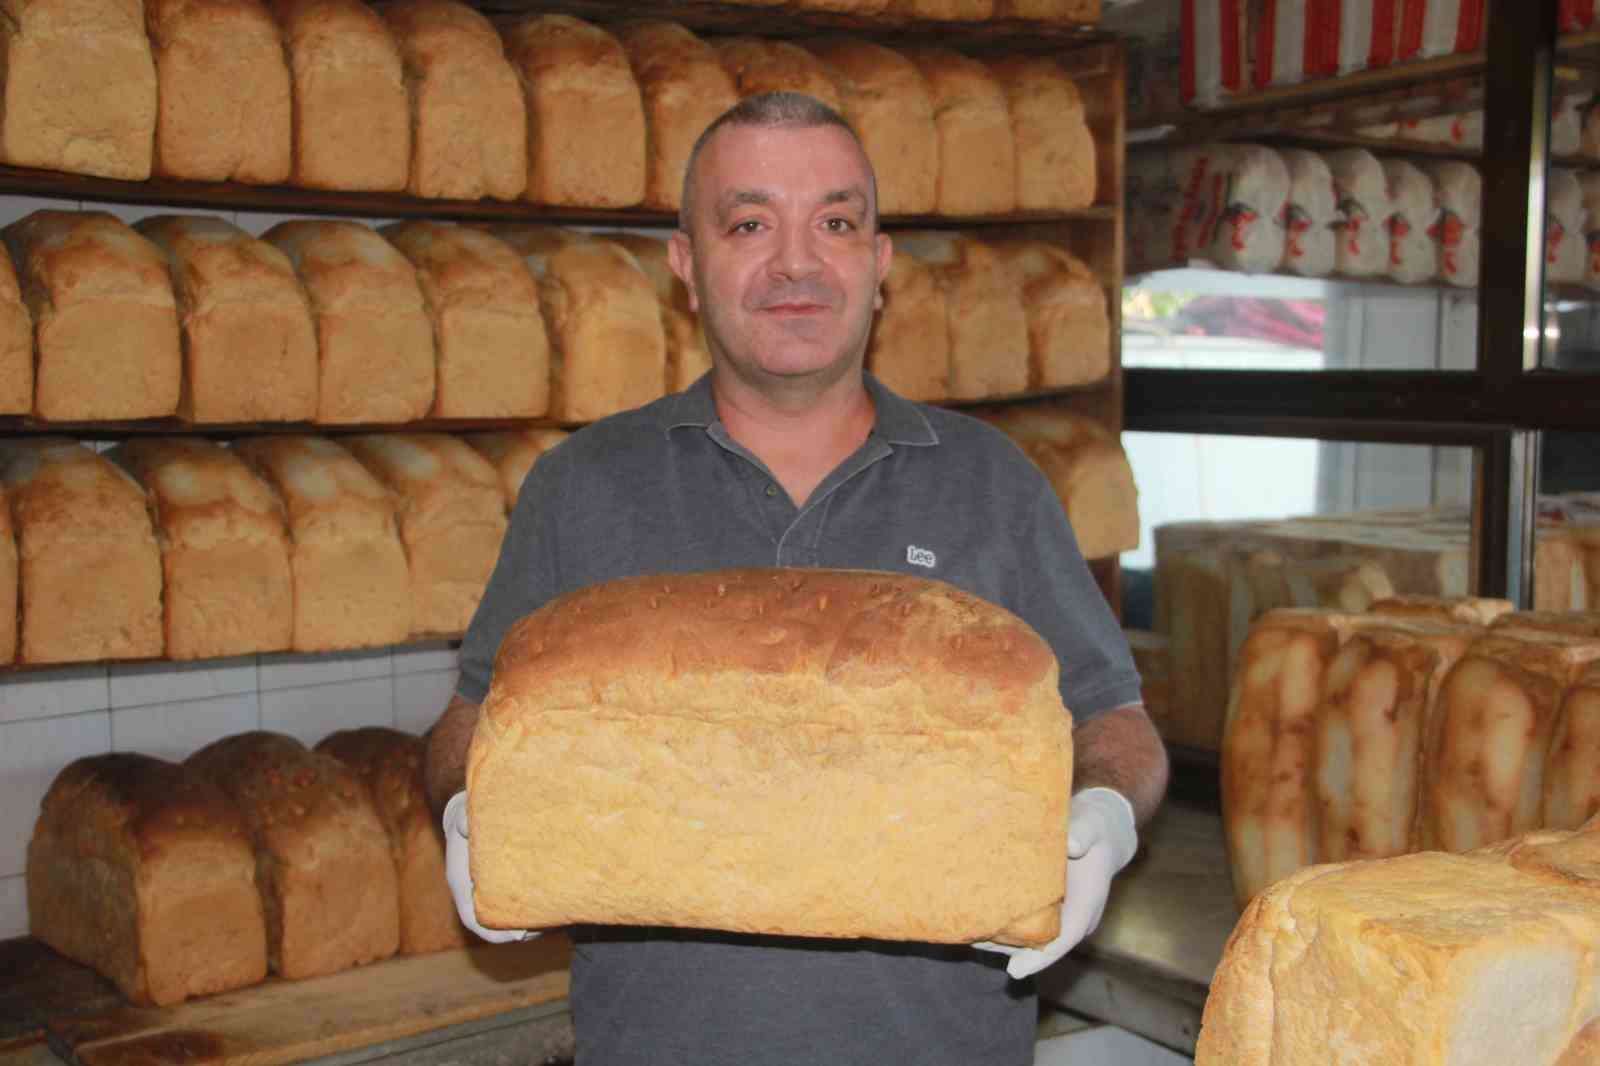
[667,230,699,313]
[875,231,893,288]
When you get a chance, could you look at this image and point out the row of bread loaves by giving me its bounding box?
[0,430,568,665]
[1222,600,1600,910]
[4,0,1098,217]
[28,727,467,1007]
[870,234,1110,404]
[1127,143,1485,286]
[0,212,694,424]
[715,0,1100,23]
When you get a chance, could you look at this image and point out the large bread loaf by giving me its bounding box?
[467,568,1074,947]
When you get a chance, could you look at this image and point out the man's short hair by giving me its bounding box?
[678,91,879,232]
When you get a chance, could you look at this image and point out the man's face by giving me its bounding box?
[668,123,893,393]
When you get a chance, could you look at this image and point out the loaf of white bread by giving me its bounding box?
[989,239,1110,389]
[187,732,400,979]
[231,436,412,652]
[463,428,569,511]
[0,0,156,179]
[467,568,1073,946]
[314,727,469,955]
[380,221,549,419]
[135,214,319,424]
[616,20,739,213]
[488,226,665,423]
[264,220,436,424]
[0,440,163,664]
[502,15,646,208]
[275,0,410,191]
[900,47,1016,216]
[714,36,845,113]
[1196,815,1600,1066]
[805,38,938,217]
[894,231,1029,400]
[383,0,526,202]
[0,243,31,415]
[982,407,1140,560]
[27,753,269,1006]
[146,0,291,184]
[1222,603,1600,909]
[867,251,948,402]
[108,438,294,660]
[343,433,507,637]
[0,485,14,665]
[983,55,1096,212]
[4,210,182,421]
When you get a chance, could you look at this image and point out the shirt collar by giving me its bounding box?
[660,371,940,448]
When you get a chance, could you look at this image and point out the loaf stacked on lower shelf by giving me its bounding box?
[1196,814,1600,1066]
[1221,601,1600,909]
[27,728,465,1007]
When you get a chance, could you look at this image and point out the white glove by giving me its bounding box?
[443,791,538,944]
[975,787,1138,980]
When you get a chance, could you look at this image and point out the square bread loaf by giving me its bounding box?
[1196,819,1600,1066]
[136,215,318,423]
[467,568,1074,947]
[380,222,549,418]
[0,439,163,663]
[0,243,31,414]
[27,753,269,1006]
[0,0,156,179]
[146,0,291,183]
[804,38,938,217]
[109,438,294,660]
[866,252,948,402]
[462,428,568,512]
[1546,660,1600,831]
[263,221,435,424]
[383,0,526,201]
[606,233,710,394]
[899,47,1015,217]
[232,436,411,652]
[984,56,1096,211]
[614,20,739,212]
[187,732,400,979]
[343,433,507,637]
[316,727,469,954]
[714,37,845,113]
[989,240,1110,389]
[274,0,410,191]
[4,211,181,421]
[894,232,1028,400]
[0,486,16,663]
[488,227,665,422]
[502,15,645,208]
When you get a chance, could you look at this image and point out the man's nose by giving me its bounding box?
[770,223,823,280]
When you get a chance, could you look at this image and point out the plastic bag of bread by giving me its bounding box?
[1382,159,1439,284]
[1327,148,1391,277]
[465,569,1073,946]
[1547,168,1586,286]
[1427,161,1481,288]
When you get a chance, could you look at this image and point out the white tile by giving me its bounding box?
[392,641,459,675]
[0,665,110,724]
[0,193,69,227]
[393,669,458,736]
[109,657,257,709]
[0,875,25,939]
[260,677,393,748]
[0,712,111,878]
[258,649,391,691]
[111,693,260,762]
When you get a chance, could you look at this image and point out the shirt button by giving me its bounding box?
[765,484,778,497]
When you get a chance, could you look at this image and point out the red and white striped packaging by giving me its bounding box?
[1254,0,1397,88]
[1182,0,1249,107]
[1397,0,1486,62]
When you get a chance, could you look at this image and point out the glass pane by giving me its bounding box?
[1542,41,1599,370]
[1120,432,1475,752]
[1123,270,1478,372]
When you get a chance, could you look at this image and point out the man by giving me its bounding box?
[427,92,1168,1066]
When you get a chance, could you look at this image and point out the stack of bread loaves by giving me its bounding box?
[1222,600,1600,909]
[27,726,465,1005]
[467,569,1074,947]
[1196,814,1600,1066]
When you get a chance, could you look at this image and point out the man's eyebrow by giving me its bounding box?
[820,187,870,212]
[712,186,872,225]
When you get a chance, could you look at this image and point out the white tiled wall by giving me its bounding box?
[0,196,460,939]
[0,644,461,938]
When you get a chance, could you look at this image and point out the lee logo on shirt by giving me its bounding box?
[905,545,937,569]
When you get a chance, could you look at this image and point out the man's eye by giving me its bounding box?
[731,219,763,234]
[824,217,857,233]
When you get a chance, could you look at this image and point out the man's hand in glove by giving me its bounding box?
[974,787,1139,980]
[443,791,539,944]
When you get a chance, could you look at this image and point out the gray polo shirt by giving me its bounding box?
[456,373,1141,1066]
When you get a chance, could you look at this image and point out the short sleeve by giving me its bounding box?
[1008,480,1143,722]
[455,455,565,705]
